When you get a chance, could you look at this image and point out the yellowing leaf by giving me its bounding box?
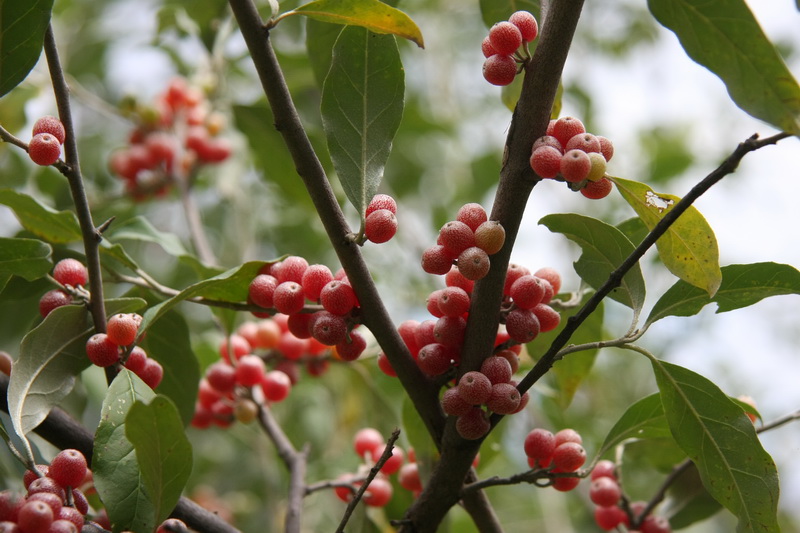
[290,0,424,48]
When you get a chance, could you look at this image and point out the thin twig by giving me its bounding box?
[335,428,401,533]
[43,24,113,384]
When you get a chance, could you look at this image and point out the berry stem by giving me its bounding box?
[43,24,113,383]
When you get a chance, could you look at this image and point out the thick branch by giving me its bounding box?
[400,3,586,531]
[226,0,444,451]
[43,25,113,383]
[0,375,239,533]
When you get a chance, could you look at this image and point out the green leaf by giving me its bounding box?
[291,0,424,48]
[125,396,192,526]
[321,25,405,219]
[539,213,646,312]
[610,177,722,297]
[526,291,604,408]
[306,18,344,87]
[138,261,267,338]
[616,217,649,246]
[479,0,541,28]
[596,393,671,458]
[665,464,724,529]
[647,262,800,324]
[0,237,51,280]
[139,310,199,427]
[7,298,146,460]
[648,0,800,134]
[651,359,780,533]
[0,0,54,97]
[0,189,82,244]
[93,370,157,533]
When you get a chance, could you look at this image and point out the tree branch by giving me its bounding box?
[43,24,114,384]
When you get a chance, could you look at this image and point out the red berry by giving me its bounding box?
[509,11,538,42]
[319,280,357,315]
[594,505,628,531]
[474,220,505,255]
[441,386,472,416]
[17,500,53,533]
[123,346,147,374]
[438,221,476,257]
[366,194,397,216]
[39,290,71,318]
[300,264,333,302]
[32,116,66,145]
[55,507,83,531]
[397,320,420,357]
[273,282,306,315]
[398,462,423,492]
[362,476,393,507]
[248,274,278,309]
[456,203,488,232]
[235,354,266,387]
[505,308,540,343]
[373,444,404,475]
[139,358,163,389]
[85,334,120,367]
[49,449,87,489]
[69,488,89,515]
[560,149,591,183]
[532,303,561,332]
[52,259,88,287]
[219,334,252,363]
[533,268,561,293]
[286,312,313,339]
[530,145,562,179]
[510,275,546,309]
[28,133,61,166]
[274,256,309,284]
[565,132,601,153]
[551,116,586,148]
[276,332,308,361]
[503,264,531,295]
[641,515,672,533]
[581,177,613,199]
[421,245,455,275]
[416,320,439,350]
[481,36,497,58]
[426,289,445,318]
[480,356,513,385]
[554,428,583,446]
[23,466,49,490]
[455,407,490,440]
[417,343,454,377]
[597,135,615,161]
[457,371,492,405]
[353,428,384,458]
[23,493,61,517]
[437,286,471,317]
[261,370,292,402]
[482,54,517,86]
[433,315,466,348]
[524,428,556,466]
[488,21,522,55]
[106,313,141,346]
[486,382,521,414]
[377,352,397,377]
[552,475,581,492]
[364,209,397,243]
[335,330,367,361]
[589,476,622,507]
[591,460,617,480]
[310,311,348,346]
[496,349,520,374]
[552,441,587,472]
[457,247,490,281]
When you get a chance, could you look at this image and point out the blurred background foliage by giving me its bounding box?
[0,0,798,532]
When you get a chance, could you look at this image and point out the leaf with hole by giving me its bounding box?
[611,176,721,297]
[648,0,800,134]
[125,395,192,526]
[93,369,157,533]
[651,359,780,532]
[647,262,800,324]
[291,0,423,47]
[321,25,404,220]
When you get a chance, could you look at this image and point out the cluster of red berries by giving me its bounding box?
[108,77,231,200]
[500,264,563,344]
[192,312,358,429]
[247,256,366,358]
[482,11,539,86]
[524,428,586,492]
[589,461,672,532]
[363,194,398,244]
[421,203,506,281]
[85,313,163,389]
[333,428,406,507]
[530,116,615,199]
[0,449,93,532]
[27,116,65,167]
[38,259,87,318]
